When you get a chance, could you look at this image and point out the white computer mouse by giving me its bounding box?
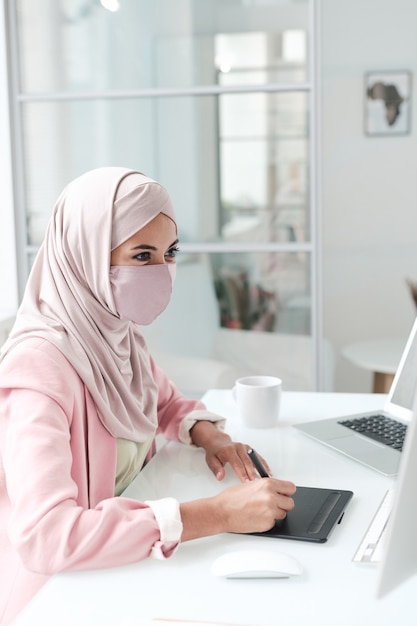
[211,549,303,579]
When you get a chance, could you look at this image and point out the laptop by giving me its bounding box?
[294,317,417,476]
[352,386,417,598]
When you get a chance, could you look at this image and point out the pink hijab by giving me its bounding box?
[1,167,177,442]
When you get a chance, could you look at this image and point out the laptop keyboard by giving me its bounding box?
[338,414,407,451]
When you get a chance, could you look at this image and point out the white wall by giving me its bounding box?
[0,1,18,318]
[322,0,417,391]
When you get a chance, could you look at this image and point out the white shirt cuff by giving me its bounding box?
[178,409,226,445]
[145,497,183,560]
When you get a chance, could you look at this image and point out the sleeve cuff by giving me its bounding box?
[178,409,226,445]
[145,497,183,560]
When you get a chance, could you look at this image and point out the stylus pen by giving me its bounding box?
[247,448,269,478]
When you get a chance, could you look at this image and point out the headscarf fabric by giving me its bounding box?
[1,167,177,441]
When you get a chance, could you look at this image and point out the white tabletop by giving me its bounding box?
[342,338,404,374]
[13,391,416,626]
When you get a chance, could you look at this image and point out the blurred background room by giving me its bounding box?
[0,0,416,397]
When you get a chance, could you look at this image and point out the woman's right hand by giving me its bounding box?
[213,478,296,534]
[180,478,296,541]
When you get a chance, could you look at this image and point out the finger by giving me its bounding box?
[279,494,295,512]
[210,444,254,483]
[206,455,226,481]
[226,445,260,482]
[275,495,295,519]
[274,480,297,496]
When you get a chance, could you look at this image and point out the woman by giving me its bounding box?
[0,167,295,625]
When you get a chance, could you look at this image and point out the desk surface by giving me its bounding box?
[13,391,416,626]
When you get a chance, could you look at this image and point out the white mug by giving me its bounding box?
[232,375,282,428]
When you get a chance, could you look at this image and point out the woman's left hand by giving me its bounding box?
[189,421,272,482]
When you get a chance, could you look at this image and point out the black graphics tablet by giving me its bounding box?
[250,486,354,544]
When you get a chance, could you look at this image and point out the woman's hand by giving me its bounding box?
[180,478,296,540]
[189,420,272,482]
[184,421,296,542]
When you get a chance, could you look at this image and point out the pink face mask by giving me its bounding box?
[109,264,176,325]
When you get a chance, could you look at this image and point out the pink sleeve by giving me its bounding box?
[150,356,226,442]
[0,342,182,576]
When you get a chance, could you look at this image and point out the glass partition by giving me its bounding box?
[140,251,314,390]
[22,90,309,250]
[209,251,310,334]
[15,0,309,93]
[9,0,322,389]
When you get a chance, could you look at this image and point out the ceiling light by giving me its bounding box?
[100,0,120,12]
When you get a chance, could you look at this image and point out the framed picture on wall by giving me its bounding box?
[365,70,411,136]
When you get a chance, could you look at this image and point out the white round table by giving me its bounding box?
[342,338,405,392]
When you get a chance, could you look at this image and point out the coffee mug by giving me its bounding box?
[232,375,282,428]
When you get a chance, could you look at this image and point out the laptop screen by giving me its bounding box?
[386,317,417,420]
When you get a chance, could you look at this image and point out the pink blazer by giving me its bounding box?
[0,339,215,625]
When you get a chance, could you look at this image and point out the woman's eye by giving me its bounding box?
[166,246,180,259]
[133,252,151,262]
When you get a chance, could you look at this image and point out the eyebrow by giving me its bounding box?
[131,238,179,251]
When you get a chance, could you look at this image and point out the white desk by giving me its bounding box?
[13,391,416,626]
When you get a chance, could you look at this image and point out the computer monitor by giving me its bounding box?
[376,386,417,598]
